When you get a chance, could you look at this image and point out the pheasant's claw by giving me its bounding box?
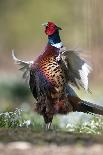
[44,122,53,130]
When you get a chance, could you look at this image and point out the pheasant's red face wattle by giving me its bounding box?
[45,22,62,35]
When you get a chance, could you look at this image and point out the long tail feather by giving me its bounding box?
[77,100,103,115]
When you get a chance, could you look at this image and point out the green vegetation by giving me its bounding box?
[0,77,31,111]
[0,108,43,129]
[0,108,103,135]
[0,108,59,130]
[65,114,103,134]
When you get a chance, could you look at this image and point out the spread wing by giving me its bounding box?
[12,50,33,82]
[59,49,92,91]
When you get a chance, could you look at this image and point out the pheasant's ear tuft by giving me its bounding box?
[43,22,62,35]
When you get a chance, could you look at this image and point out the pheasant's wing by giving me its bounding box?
[60,49,92,91]
[12,50,33,83]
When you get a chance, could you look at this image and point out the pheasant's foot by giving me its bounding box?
[44,122,53,130]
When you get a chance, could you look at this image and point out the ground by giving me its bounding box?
[0,129,103,155]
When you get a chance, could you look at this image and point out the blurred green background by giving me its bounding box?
[0,0,103,114]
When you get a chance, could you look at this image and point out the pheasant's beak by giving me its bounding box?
[57,27,62,30]
[42,23,48,27]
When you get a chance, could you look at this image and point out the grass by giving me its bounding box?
[0,108,103,135]
[65,114,103,134]
[0,77,31,111]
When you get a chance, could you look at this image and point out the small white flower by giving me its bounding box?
[25,120,31,126]
[66,123,74,128]
[22,120,31,127]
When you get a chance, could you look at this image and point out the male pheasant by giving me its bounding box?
[12,22,103,129]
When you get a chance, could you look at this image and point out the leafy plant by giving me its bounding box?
[65,114,103,134]
[0,108,103,135]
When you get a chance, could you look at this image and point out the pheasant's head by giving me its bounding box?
[42,22,62,36]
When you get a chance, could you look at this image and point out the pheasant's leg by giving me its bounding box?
[43,114,53,130]
[45,122,52,130]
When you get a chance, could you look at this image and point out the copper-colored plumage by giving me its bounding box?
[33,45,65,98]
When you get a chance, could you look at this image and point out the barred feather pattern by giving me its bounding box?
[38,56,65,98]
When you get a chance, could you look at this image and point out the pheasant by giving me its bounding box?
[12,22,103,129]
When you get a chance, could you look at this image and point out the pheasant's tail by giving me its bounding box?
[12,50,33,82]
[77,100,103,115]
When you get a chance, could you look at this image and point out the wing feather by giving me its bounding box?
[59,49,92,91]
[12,50,33,82]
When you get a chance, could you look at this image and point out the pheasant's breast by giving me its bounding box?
[39,55,65,96]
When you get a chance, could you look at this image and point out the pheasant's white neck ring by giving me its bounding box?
[52,42,63,48]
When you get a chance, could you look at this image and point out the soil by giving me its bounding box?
[0,129,103,155]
